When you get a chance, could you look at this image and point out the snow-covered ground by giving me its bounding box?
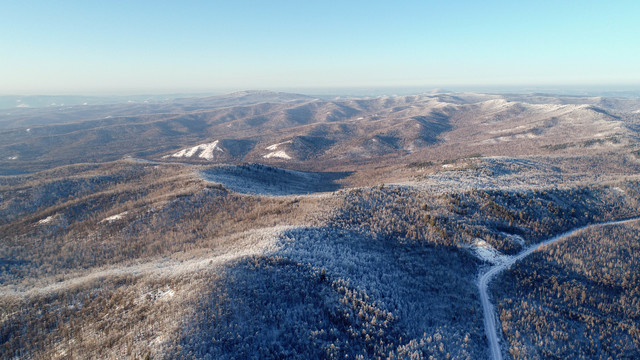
[163,140,224,160]
[0,225,296,297]
[37,215,55,225]
[264,141,293,159]
[468,239,509,265]
[405,156,619,192]
[199,164,344,196]
[263,150,291,159]
[101,211,128,223]
[265,140,292,151]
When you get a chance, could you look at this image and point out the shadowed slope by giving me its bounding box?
[199,164,350,195]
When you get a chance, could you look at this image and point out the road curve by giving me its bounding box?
[478,216,640,360]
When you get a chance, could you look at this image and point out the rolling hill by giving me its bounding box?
[2,91,638,175]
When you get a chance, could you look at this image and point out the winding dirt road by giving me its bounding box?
[478,216,640,360]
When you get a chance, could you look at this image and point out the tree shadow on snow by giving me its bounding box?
[174,226,486,359]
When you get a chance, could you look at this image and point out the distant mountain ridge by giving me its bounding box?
[0,90,638,174]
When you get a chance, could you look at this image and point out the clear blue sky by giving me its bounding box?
[1,0,639,94]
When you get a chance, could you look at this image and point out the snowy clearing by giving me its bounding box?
[469,239,508,265]
[37,216,55,225]
[163,140,224,160]
[101,211,128,223]
[0,225,296,297]
[263,150,292,159]
[199,164,347,196]
[266,140,292,151]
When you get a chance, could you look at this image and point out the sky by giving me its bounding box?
[1,0,639,94]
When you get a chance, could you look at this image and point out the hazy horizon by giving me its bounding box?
[9,85,640,98]
[2,84,640,99]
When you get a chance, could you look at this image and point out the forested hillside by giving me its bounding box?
[494,221,640,359]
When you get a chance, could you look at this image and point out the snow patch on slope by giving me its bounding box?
[264,140,293,159]
[263,150,291,159]
[163,140,224,160]
[266,140,292,151]
[101,211,128,223]
[37,216,55,225]
[469,239,508,265]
